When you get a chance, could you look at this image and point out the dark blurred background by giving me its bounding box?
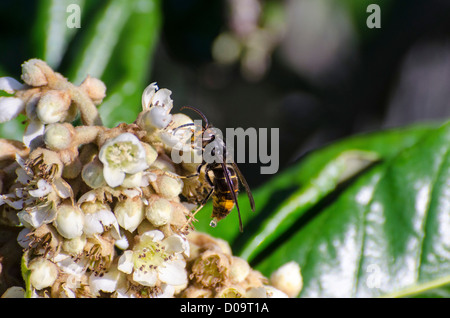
[1,0,450,189]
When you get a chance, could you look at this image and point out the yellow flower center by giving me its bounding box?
[105,141,139,168]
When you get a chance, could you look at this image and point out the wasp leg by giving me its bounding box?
[155,170,200,179]
[182,188,214,232]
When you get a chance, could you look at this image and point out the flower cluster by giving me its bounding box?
[0,59,301,298]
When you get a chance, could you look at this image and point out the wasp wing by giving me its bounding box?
[221,161,243,232]
[231,162,255,212]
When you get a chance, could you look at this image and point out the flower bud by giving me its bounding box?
[62,235,87,255]
[145,195,173,227]
[229,256,250,283]
[155,175,183,199]
[54,203,84,239]
[21,59,50,86]
[80,75,106,105]
[269,261,302,298]
[28,257,59,290]
[151,157,176,173]
[81,159,106,188]
[44,123,74,150]
[114,197,144,232]
[36,90,72,124]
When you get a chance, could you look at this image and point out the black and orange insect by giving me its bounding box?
[177,106,255,232]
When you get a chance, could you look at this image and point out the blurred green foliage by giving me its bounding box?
[0,0,161,139]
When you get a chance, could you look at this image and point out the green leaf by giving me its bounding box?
[251,121,450,297]
[20,251,32,298]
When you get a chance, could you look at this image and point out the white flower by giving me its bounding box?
[81,201,120,239]
[139,83,174,131]
[141,82,173,112]
[117,230,188,288]
[141,82,159,110]
[0,76,25,94]
[0,96,25,123]
[98,133,149,188]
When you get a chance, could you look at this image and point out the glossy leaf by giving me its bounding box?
[253,121,450,297]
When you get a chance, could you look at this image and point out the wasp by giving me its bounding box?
[175,106,255,232]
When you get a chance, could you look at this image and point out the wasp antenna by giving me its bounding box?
[173,122,195,134]
[181,106,210,128]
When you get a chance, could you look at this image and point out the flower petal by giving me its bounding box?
[133,268,158,287]
[154,284,175,298]
[89,268,121,297]
[29,179,52,197]
[141,230,164,242]
[163,234,189,255]
[0,77,25,94]
[0,97,25,123]
[23,119,45,148]
[152,88,173,112]
[117,251,134,274]
[141,82,159,110]
[158,260,187,286]
[148,106,172,129]
[103,165,125,188]
[18,203,57,228]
